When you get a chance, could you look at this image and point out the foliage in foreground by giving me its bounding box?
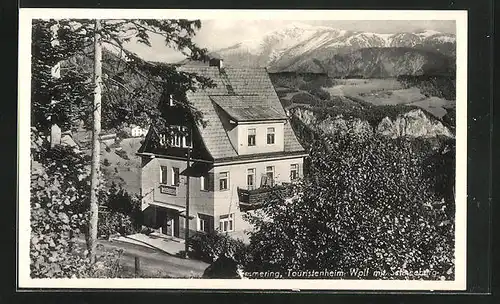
[187,231,249,265]
[30,135,138,278]
[98,183,143,239]
[30,137,110,278]
[244,133,455,280]
[31,19,215,136]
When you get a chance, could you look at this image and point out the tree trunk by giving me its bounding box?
[184,141,190,259]
[89,19,102,264]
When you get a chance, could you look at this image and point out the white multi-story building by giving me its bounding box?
[137,59,306,242]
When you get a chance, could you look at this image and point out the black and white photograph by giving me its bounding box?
[18,9,467,290]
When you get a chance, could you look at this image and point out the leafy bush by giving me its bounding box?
[245,134,455,280]
[188,231,249,265]
[98,211,137,239]
[30,141,123,278]
[98,183,142,239]
[103,158,111,166]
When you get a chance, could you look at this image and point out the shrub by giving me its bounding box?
[30,143,124,278]
[30,142,91,278]
[105,146,111,152]
[188,231,249,265]
[98,211,137,239]
[245,134,455,280]
[103,158,111,166]
[97,183,142,239]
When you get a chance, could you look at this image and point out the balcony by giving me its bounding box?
[237,183,294,211]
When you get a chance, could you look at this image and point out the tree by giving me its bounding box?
[31,18,215,264]
[245,134,455,280]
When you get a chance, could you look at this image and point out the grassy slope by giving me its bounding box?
[101,137,143,195]
[73,131,144,196]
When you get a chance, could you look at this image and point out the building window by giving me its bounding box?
[219,214,234,232]
[171,167,180,186]
[159,134,167,146]
[267,127,275,144]
[247,128,256,146]
[168,94,174,106]
[290,164,299,181]
[168,126,191,148]
[247,168,256,190]
[219,172,229,190]
[170,130,181,147]
[266,166,275,186]
[183,127,192,148]
[160,165,168,184]
[200,174,209,191]
[197,214,213,233]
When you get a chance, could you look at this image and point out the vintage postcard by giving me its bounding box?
[18,9,467,290]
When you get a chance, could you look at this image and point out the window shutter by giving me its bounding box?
[207,172,215,191]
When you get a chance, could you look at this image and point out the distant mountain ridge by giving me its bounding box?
[205,23,456,76]
[288,47,455,77]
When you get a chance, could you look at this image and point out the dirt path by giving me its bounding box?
[75,237,209,278]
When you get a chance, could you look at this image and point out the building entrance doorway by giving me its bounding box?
[157,208,180,238]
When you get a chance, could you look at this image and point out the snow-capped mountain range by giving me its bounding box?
[207,22,456,73]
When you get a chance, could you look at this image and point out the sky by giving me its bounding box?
[123,20,456,63]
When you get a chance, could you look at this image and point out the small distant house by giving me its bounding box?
[131,125,148,137]
[137,59,307,242]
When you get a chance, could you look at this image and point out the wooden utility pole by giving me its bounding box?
[184,128,192,259]
[89,19,102,264]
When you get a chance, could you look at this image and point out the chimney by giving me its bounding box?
[209,58,224,70]
[50,124,61,148]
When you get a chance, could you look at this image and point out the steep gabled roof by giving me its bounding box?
[178,66,305,160]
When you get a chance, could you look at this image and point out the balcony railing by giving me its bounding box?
[237,183,294,211]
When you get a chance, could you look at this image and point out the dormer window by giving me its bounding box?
[267,127,275,145]
[247,128,256,146]
[168,126,192,148]
[170,131,181,147]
